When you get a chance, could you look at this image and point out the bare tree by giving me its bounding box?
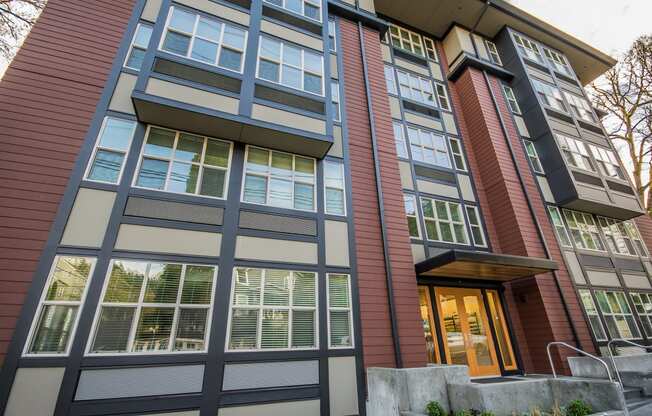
[590,35,652,213]
[0,0,46,62]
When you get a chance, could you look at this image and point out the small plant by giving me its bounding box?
[479,412,496,416]
[454,411,472,416]
[566,400,592,416]
[425,401,446,416]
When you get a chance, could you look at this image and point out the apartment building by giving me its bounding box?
[0,0,651,415]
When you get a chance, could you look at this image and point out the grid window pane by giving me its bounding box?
[86,117,136,184]
[175,308,208,351]
[91,307,134,353]
[133,307,175,352]
[29,305,79,354]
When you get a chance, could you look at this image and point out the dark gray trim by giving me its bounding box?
[447,52,514,82]
[415,249,558,276]
[327,0,388,35]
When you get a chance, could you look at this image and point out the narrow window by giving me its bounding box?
[393,121,408,158]
[434,82,451,111]
[594,290,641,340]
[324,160,346,216]
[85,117,137,184]
[485,40,501,65]
[449,138,467,171]
[125,23,153,70]
[421,198,469,245]
[328,273,353,348]
[465,206,487,247]
[523,140,544,174]
[331,80,341,122]
[631,293,652,337]
[423,37,438,61]
[384,65,397,95]
[328,19,336,52]
[624,221,648,257]
[502,85,521,114]
[407,127,451,168]
[547,206,571,247]
[403,194,421,238]
[578,289,608,341]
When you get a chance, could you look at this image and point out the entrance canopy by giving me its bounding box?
[415,249,558,281]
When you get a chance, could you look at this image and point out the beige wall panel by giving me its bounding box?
[5,367,65,416]
[329,356,359,416]
[563,251,586,284]
[218,400,320,416]
[457,174,475,202]
[429,62,444,81]
[399,161,414,190]
[528,68,555,84]
[394,57,429,77]
[537,176,555,203]
[109,73,137,114]
[623,273,652,289]
[586,270,620,287]
[417,180,459,199]
[61,188,116,247]
[443,26,474,66]
[115,224,221,257]
[389,96,402,119]
[146,78,239,114]
[141,0,163,22]
[328,125,343,158]
[411,244,426,263]
[261,20,323,51]
[235,236,318,264]
[176,0,250,25]
[325,220,350,267]
[251,104,326,135]
[442,112,458,135]
[513,116,530,138]
[381,43,392,62]
[404,112,442,131]
[472,34,489,60]
[330,54,338,79]
[358,0,375,13]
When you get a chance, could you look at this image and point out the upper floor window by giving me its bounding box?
[134,127,233,199]
[331,81,341,122]
[328,19,336,52]
[631,293,652,338]
[594,290,641,340]
[88,260,217,354]
[532,79,567,113]
[161,6,247,73]
[513,33,544,64]
[407,126,451,168]
[393,121,408,158]
[589,145,625,180]
[563,209,605,251]
[25,256,96,356]
[623,221,648,256]
[421,197,469,245]
[404,194,421,238]
[258,36,324,96]
[85,117,137,185]
[465,206,487,247]
[125,23,153,71]
[449,138,467,171]
[543,47,572,77]
[397,69,435,107]
[547,206,571,247]
[557,134,594,172]
[485,40,501,65]
[423,37,438,61]
[324,160,346,216]
[502,85,521,114]
[243,146,316,211]
[434,82,451,111]
[264,0,322,22]
[563,91,597,123]
[328,273,353,348]
[389,24,424,57]
[384,65,397,95]
[523,140,544,174]
[598,217,638,256]
[578,289,607,341]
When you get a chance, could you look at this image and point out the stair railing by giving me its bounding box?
[607,338,652,389]
[547,341,613,382]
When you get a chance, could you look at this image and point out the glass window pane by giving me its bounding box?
[175,133,204,162]
[425,220,439,240]
[169,8,195,33]
[304,51,322,74]
[137,158,169,190]
[162,31,191,55]
[330,310,351,347]
[292,310,315,348]
[104,260,147,303]
[260,37,281,60]
[181,266,215,304]
[304,2,319,20]
[29,305,78,354]
[218,48,243,71]
[261,309,289,348]
[295,156,315,179]
[204,140,230,167]
[134,25,153,48]
[294,182,314,210]
[247,147,269,172]
[293,272,316,307]
[326,188,345,215]
[200,167,226,198]
[243,174,267,204]
[174,308,208,351]
[304,73,322,94]
[233,268,262,306]
[88,150,124,183]
[126,48,146,70]
[144,128,176,158]
[91,307,134,353]
[263,270,290,306]
[168,162,199,194]
[46,257,93,301]
[132,307,175,352]
[329,274,350,308]
[229,309,258,349]
[269,178,293,208]
[99,118,135,151]
[271,152,293,176]
[259,59,280,82]
[282,64,301,89]
[191,38,218,63]
[283,44,301,67]
[143,263,182,304]
[223,25,245,49]
[196,18,221,41]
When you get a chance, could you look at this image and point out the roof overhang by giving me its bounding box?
[374,0,617,85]
[416,249,558,281]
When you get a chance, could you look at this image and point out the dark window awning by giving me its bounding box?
[415,249,558,281]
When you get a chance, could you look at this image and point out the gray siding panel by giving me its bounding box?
[125,197,224,225]
[222,360,319,391]
[238,210,317,236]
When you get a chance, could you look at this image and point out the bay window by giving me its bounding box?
[465,206,487,247]
[449,138,467,171]
[557,134,594,172]
[423,37,438,61]
[523,140,544,174]
[543,47,573,77]
[589,145,625,180]
[503,85,521,114]
[532,79,567,112]
[485,40,501,65]
[384,65,397,95]
[563,91,597,123]
[513,33,544,64]
[434,82,451,111]
[393,121,408,158]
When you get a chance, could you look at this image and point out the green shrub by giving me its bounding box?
[454,411,472,416]
[425,401,446,416]
[566,400,592,416]
[479,412,496,416]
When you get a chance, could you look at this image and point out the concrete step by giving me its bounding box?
[627,396,652,412]
[623,386,643,400]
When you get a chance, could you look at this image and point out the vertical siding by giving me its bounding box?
[0,0,135,365]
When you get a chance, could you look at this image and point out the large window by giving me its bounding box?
[523,140,544,174]
[25,256,96,356]
[594,290,641,340]
[589,145,625,180]
[557,134,594,172]
[563,209,605,251]
[421,198,469,245]
[513,33,544,64]
[125,23,153,71]
[328,273,353,348]
[532,79,567,112]
[161,6,247,72]
[631,293,652,337]
[393,121,408,158]
[242,146,316,211]
[563,91,596,123]
[542,47,572,77]
[404,194,421,238]
[598,217,637,256]
[397,69,435,107]
[257,36,324,96]
[134,127,233,199]
[88,260,216,354]
[227,268,318,351]
[485,40,502,65]
[465,206,487,247]
[85,117,137,184]
[547,206,572,247]
[578,289,607,341]
[324,160,346,216]
[264,0,322,22]
[502,85,521,114]
[388,24,424,57]
[407,127,451,168]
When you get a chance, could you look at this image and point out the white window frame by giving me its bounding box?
[393,121,408,159]
[132,125,234,200]
[423,37,438,61]
[86,259,218,356]
[485,40,502,65]
[448,137,467,171]
[406,126,451,169]
[589,145,625,180]
[594,290,642,340]
[384,64,397,95]
[388,24,424,57]
[631,293,652,338]
[556,134,595,172]
[397,69,435,107]
[513,32,544,64]
[404,193,421,239]
[23,256,97,357]
[532,79,567,113]
[324,159,346,216]
[563,209,606,252]
[502,85,521,114]
[542,47,572,77]
[547,206,572,247]
[328,18,336,52]
[465,206,487,247]
[124,22,153,71]
[624,221,649,257]
[434,82,451,111]
[331,80,341,122]
[327,273,354,349]
[159,6,248,73]
[578,289,608,342]
[563,91,597,123]
[421,197,470,245]
[598,217,637,256]
[84,116,138,185]
[523,140,544,174]
[263,0,322,22]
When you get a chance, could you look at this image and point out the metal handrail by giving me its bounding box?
[547,341,614,382]
[607,338,652,389]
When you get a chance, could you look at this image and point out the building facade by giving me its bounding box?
[1,0,651,415]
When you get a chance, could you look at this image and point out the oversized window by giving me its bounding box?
[134,127,232,198]
[161,6,247,72]
[543,47,572,77]
[578,289,607,341]
[89,261,216,354]
[404,194,421,238]
[227,268,318,351]
[465,206,487,247]
[328,273,353,348]
[407,127,451,168]
[384,65,397,95]
[397,69,435,107]
[598,217,637,256]
[388,24,424,56]
[264,0,322,21]
[85,117,137,184]
[594,290,641,340]
[563,209,605,251]
[547,206,572,247]
[485,40,501,65]
[243,146,316,211]
[257,36,324,95]
[125,23,153,70]
[331,81,341,122]
[393,121,408,158]
[502,85,521,114]
[557,134,594,172]
[421,198,469,245]
[631,293,652,337]
[513,33,544,64]
[532,79,567,112]
[449,138,467,171]
[328,19,336,52]
[434,82,451,111]
[589,145,625,180]
[423,37,438,61]
[523,140,544,174]
[25,256,96,356]
[563,92,596,123]
[324,160,346,216]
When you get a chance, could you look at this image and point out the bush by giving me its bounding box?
[425,401,446,416]
[566,400,592,416]
[479,412,496,416]
[453,411,472,416]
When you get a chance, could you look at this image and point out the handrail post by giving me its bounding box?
[547,341,613,383]
[607,338,652,390]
